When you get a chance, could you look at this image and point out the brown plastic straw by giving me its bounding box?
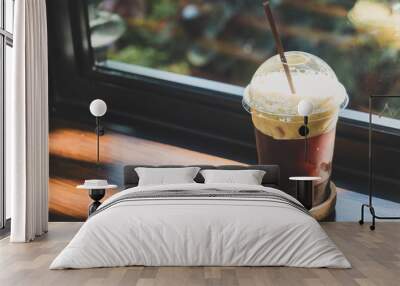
[263,1,296,94]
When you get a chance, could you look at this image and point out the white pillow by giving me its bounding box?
[200,169,266,185]
[135,167,200,186]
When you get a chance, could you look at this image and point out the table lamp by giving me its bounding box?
[89,99,107,165]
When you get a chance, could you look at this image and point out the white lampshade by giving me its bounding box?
[89,99,107,117]
[297,100,313,116]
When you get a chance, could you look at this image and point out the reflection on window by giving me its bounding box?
[5,0,14,33]
[87,0,400,116]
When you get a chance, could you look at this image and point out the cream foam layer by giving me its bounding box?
[251,109,339,140]
[244,72,348,116]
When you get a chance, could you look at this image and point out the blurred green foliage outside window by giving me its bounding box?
[88,0,400,117]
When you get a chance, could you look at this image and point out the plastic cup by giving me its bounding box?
[243,51,348,204]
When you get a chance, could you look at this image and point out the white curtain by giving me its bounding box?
[7,0,49,242]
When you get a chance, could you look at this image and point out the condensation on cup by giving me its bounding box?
[243,51,349,206]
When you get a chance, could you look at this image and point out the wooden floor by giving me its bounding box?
[1,222,399,286]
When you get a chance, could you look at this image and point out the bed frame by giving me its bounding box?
[123,165,280,189]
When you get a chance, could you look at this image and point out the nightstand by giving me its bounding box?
[77,180,117,216]
[289,176,321,210]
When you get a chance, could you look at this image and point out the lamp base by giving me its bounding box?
[88,189,105,216]
[360,203,400,231]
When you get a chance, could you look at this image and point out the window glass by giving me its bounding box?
[0,0,3,27]
[5,44,11,219]
[87,0,400,117]
[0,1,3,227]
[1,0,13,223]
[5,0,14,33]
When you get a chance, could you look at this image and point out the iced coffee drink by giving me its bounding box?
[243,52,348,204]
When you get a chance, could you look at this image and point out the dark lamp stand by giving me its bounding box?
[86,99,108,215]
[298,116,310,162]
[90,117,105,215]
[359,95,400,230]
[88,189,105,215]
[95,117,105,165]
[297,180,313,210]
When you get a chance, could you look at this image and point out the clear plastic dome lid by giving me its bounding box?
[243,51,349,116]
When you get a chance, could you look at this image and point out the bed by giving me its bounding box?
[50,165,350,269]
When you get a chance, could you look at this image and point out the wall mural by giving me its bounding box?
[49,0,400,221]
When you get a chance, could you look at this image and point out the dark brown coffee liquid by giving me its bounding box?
[255,128,336,206]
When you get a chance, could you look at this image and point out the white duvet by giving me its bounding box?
[50,183,350,269]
